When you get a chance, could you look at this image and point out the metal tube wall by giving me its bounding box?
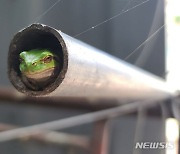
[8,24,174,104]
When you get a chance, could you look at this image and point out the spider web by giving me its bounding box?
[32,0,164,66]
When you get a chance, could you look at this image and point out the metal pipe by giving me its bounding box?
[0,87,118,110]
[8,24,174,103]
[91,120,110,154]
[0,100,161,142]
[0,123,89,149]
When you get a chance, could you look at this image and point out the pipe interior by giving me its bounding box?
[8,25,67,96]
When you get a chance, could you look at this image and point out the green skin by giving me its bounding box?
[19,49,59,90]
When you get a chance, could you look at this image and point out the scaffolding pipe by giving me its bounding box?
[0,100,161,142]
[0,123,89,149]
[8,24,174,104]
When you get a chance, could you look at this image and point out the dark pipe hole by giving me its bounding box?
[10,29,63,91]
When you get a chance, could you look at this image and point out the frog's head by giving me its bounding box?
[19,49,59,80]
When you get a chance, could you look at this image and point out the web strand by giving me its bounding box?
[74,0,150,38]
[34,0,63,23]
[124,24,165,61]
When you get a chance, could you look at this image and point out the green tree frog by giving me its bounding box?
[19,49,59,90]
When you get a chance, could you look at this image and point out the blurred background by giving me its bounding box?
[166,0,180,90]
[0,0,179,154]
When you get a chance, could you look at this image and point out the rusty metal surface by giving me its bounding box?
[91,120,110,154]
[8,24,175,103]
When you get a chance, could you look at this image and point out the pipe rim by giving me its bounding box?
[8,24,68,96]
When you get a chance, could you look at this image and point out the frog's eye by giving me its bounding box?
[32,62,37,66]
[43,55,53,63]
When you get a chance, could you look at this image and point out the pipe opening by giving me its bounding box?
[8,24,68,96]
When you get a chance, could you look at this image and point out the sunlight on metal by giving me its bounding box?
[166,0,180,90]
[165,118,179,154]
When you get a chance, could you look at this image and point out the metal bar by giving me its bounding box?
[0,87,168,115]
[0,87,117,110]
[0,123,16,131]
[91,120,110,154]
[8,24,175,104]
[0,123,89,149]
[24,131,89,150]
[0,99,161,142]
[178,124,180,154]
